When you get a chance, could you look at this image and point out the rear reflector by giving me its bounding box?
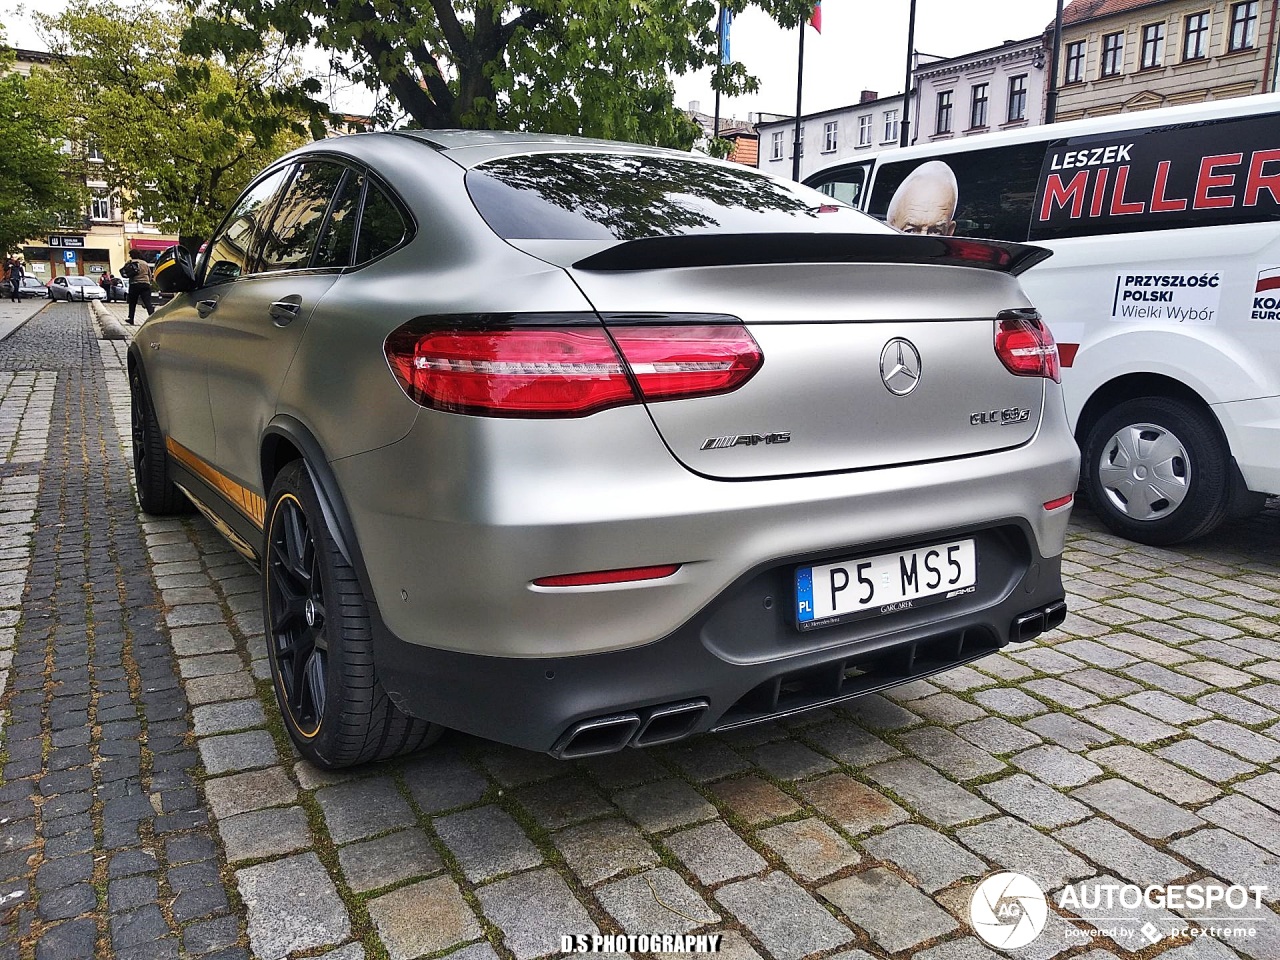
[1043,494,1074,511]
[995,309,1061,383]
[385,317,761,417]
[533,565,681,587]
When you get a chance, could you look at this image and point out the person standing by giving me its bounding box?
[7,257,25,303]
[122,250,155,324]
[100,270,115,302]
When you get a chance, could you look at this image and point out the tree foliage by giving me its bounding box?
[30,3,312,242]
[0,41,82,255]
[183,0,817,148]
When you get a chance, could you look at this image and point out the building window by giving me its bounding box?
[1141,22,1165,68]
[771,131,783,160]
[936,91,953,134]
[90,192,112,221]
[86,141,104,162]
[883,109,899,143]
[1007,75,1027,122]
[969,83,989,129]
[857,115,871,147]
[1101,31,1125,76]
[824,120,839,152]
[1183,12,1209,60]
[1065,40,1086,83]
[1229,1,1258,51]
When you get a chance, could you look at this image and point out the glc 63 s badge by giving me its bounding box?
[971,407,1032,426]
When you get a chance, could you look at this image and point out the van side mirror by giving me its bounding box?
[154,245,198,293]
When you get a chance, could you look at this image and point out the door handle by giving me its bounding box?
[269,298,303,324]
[196,299,219,318]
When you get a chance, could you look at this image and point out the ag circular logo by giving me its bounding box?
[970,871,1048,950]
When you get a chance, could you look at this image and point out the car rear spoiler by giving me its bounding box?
[572,233,1052,277]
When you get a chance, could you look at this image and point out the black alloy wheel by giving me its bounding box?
[266,492,328,738]
[130,368,191,516]
[263,461,440,768]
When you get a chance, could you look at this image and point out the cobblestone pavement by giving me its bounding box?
[0,300,1277,960]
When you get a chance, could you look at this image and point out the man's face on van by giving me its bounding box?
[888,171,957,236]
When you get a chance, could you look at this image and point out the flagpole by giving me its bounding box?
[792,22,805,181]
[713,4,723,148]
[900,0,917,147]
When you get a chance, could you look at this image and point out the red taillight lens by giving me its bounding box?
[610,325,762,402]
[385,319,762,417]
[385,328,633,416]
[532,564,681,587]
[994,311,1060,383]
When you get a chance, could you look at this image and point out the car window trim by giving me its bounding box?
[347,168,416,270]
[309,165,365,271]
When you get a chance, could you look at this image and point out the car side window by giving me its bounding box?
[355,181,408,264]
[313,169,364,269]
[258,161,348,272]
[201,166,292,285]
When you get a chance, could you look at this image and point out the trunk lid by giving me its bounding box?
[569,258,1048,480]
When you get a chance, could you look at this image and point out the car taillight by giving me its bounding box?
[385,317,762,417]
[994,310,1060,383]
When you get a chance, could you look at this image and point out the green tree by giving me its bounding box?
[30,3,311,245]
[183,0,817,148]
[0,41,82,255]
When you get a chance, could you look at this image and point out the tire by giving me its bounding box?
[130,368,193,516]
[263,461,441,768]
[1082,396,1230,545]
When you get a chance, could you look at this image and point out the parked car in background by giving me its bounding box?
[138,131,1078,768]
[16,277,48,298]
[48,275,107,302]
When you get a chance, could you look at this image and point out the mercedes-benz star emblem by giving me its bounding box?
[880,339,923,396]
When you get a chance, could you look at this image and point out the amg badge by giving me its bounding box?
[701,432,791,451]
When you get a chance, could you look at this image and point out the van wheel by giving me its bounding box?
[1082,396,1229,545]
[263,461,441,768]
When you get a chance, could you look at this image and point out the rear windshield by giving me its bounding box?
[466,152,873,241]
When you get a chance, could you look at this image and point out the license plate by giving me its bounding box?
[796,539,976,631]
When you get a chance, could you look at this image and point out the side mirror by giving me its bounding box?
[154,245,198,293]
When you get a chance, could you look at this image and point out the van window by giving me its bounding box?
[867,143,1044,240]
[1029,112,1280,241]
[808,162,871,207]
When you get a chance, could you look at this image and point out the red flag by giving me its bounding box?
[809,1,822,33]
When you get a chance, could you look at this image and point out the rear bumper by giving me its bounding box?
[372,518,1066,755]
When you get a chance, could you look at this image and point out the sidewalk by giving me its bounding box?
[0,297,52,342]
[0,304,1277,960]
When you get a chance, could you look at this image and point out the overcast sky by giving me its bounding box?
[7,1,1063,120]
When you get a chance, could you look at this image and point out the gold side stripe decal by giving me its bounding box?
[165,438,266,529]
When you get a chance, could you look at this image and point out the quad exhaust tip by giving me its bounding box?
[1013,599,1068,643]
[633,700,708,748]
[551,699,710,759]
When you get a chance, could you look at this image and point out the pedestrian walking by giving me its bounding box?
[6,257,24,302]
[121,250,155,324]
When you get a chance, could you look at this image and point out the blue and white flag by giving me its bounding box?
[718,7,734,65]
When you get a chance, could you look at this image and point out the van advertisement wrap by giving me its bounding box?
[1111,271,1222,323]
[1031,115,1280,241]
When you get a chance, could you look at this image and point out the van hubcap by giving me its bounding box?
[1097,421,1190,521]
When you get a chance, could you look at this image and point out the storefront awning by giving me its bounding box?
[127,238,178,252]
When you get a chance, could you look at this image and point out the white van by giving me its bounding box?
[807,93,1280,545]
